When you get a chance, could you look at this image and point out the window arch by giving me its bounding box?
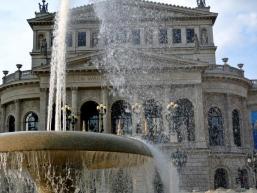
[7,115,15,132]
[172,99,195,142]
[143,99,163,142]
[232,109,241,147]
[208,107,224,146]
[111,100,132,135]
[240,169,249,189]
[24,112,39,131]
[214,168,229,189]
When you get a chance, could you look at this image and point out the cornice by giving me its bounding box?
[0,80,39,91]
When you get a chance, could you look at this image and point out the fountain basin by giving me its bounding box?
[0,131,153,193]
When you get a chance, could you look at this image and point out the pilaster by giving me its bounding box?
[1,105,6,132]
[194,84,207,148]
[225,94,233,147]
[15,99,21,131]
[39,88,47,131]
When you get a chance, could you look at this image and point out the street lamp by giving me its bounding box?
[97,104,107,133]
[170,149,187,172]
[62,105,77,131]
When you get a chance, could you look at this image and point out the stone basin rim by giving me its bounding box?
[0,131,153,157]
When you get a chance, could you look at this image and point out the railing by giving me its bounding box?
[205,65,244,77]
[3,70,38,84]
[251,80,257,88]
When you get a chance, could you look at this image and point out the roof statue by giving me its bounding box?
[39,0,48,13]
[197,0,206,8]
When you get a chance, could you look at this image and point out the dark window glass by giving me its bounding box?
[8,115,15,132]
[238,169,249,189]
[159,29,168,44]
[214,169,229,189]
[91,32,99,48]
[208,107,224,146]
[173,29,181,43]
[143,99,164,143]
[132,29,140,45]
[66,33,72,47]
[116,29,127,43]
[78,32,86,47]
[169,99,195,142]
[25,112,38,131]
[145,28,153,45]
[111,100,132,135]
[186,28,195,43]
[232,110,241,146]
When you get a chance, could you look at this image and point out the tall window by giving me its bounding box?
[172,99,195,142]
[159,29,168,44]
[239,169,249,189]
[143,99,163,143]
[154,171,164,193]
[208,107,224,146]
[186,28,195,43]
[232,109,241,147]
[131,29,140,45]
[214,168,229,189]
[172,29,181,43]
[66,32,73,47]
[111,100,132,135]
[78,32,86,47]
[25,112,38,131]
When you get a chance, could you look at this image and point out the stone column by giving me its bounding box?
[101,87,109,133]
[39,88,47,131]
[71,87,78,130]
[1,104,6,132]
[194,85,207,148]
[15,99,21,131]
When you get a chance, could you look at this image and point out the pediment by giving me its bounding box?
[66,50,208,71]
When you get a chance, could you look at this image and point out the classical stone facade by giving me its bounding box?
[1,0,257,192]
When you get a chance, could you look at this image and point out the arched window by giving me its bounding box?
[111,100,132,135]
[80,101,99,132]
[25,112,38,131]
[172,99,195,142]
[143,99,163,143]
[232,109,241,147]
[214,168,229,189]
[208,107,224,146]
[7,115,15,132]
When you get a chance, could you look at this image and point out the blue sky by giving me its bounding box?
[0,0,256,80]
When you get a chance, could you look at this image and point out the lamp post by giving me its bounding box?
[132,103,142,134]
[62,105,77,131]
[170,149,187,172]
[97,104,107,133]
[246,153,257,188]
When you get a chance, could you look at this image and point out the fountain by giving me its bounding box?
[0,0,177,193]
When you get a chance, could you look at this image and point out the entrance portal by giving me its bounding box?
[80,101,99,132]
